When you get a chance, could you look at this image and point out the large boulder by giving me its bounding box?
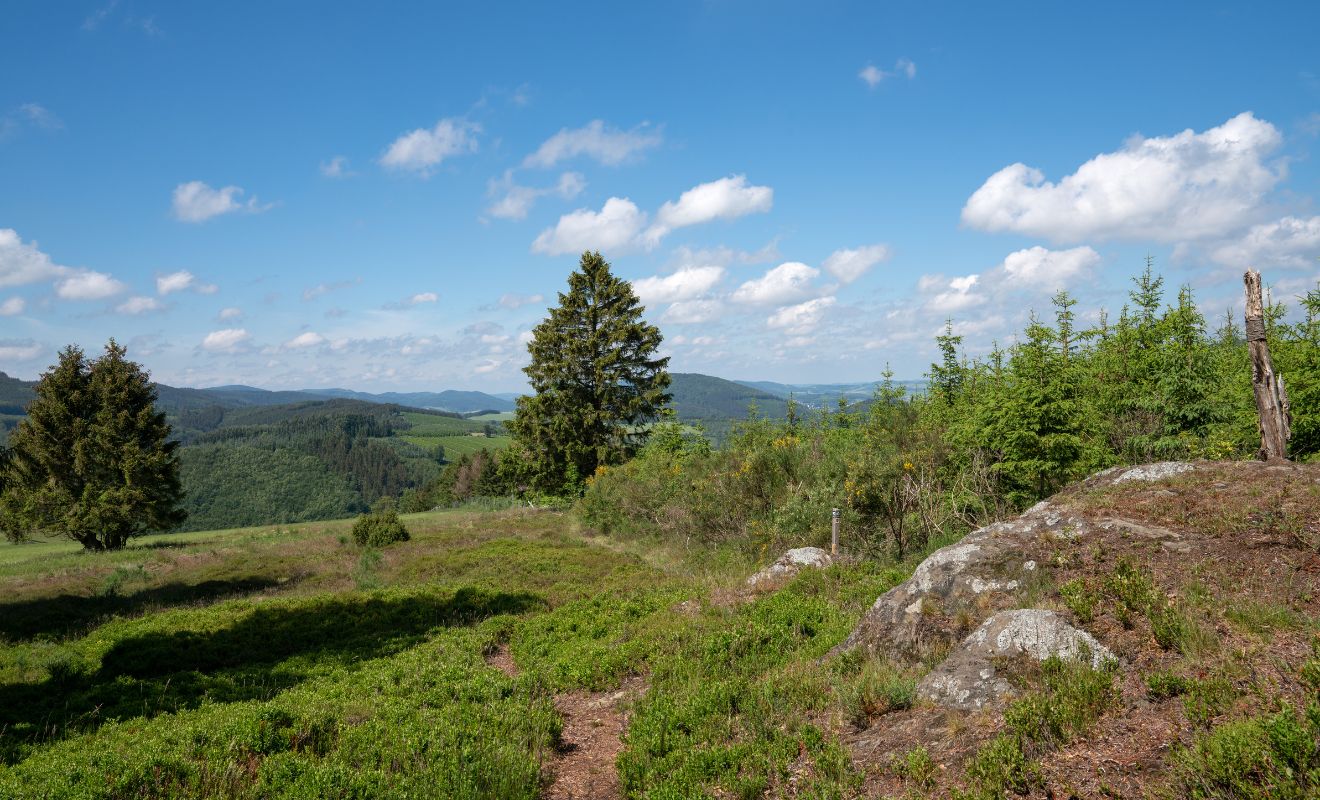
[747,547,833,591]
[834,463,1196,661]
[915,609,1116,710]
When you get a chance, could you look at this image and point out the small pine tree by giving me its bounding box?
[0,341,186,550]
[508,251,671,493]
[929,321,965,405]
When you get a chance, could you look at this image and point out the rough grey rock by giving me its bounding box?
[834,462,1193,661]
[916,610,1115,710]
[746,546,833,590]
[1110,461,1195,484]
[834,502,1084,659]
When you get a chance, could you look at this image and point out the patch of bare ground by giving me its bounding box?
[841,707,997,797]
[483,643,647,799]
[484,642,520,679]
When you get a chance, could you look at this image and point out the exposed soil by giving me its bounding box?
[545,677,648,800]
[483,644,647,800]
[484,642,520,678]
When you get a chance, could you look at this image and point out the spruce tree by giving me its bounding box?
[0,340,185,550]
[508,251,671,493]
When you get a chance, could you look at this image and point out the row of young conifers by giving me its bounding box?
[457,260,1320,562]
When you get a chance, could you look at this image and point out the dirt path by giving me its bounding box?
[484,644,646,800]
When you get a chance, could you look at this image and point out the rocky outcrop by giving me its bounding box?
[747,547,833,591]
[915,610,1115,710]
[834,463,1198,662]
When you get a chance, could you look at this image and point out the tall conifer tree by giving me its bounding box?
[0,341,185,550]
[508,251,671,493]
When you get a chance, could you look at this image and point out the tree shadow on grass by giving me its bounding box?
[0,586,544,764]
[0,577,290,642]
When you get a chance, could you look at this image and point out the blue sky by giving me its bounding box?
[2,1,1318,392]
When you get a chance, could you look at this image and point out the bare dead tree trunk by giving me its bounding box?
[1244,269,1291,461]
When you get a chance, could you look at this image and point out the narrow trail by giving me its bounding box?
[485,644,647,800]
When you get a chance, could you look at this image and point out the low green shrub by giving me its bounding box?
[1059,577,1099,623]
[840,658,916,728]
[1183,676,1239,728]
[891,746,937,789]
[351,509,410,547]
[1145,671,1192,700]
[957,656,1117,799]
[961,734,1039,798]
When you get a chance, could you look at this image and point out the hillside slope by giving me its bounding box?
[667,373,790,439]
[0,461,1315,798]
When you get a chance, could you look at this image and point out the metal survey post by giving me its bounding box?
[831,507,840,556]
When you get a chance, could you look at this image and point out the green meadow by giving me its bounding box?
[0,507,911,799]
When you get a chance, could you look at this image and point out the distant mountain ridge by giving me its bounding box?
[733,378,927,408]
[305,388,515,414]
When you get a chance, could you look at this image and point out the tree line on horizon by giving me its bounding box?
[1,251,1316,551]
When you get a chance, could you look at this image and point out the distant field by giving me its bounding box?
[400,432,512,457]
[400,411,511,458]
[469,411,516,422]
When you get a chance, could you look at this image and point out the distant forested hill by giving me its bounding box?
[0,372,36,444]
[308,388,515,413]
[175,400,506,531]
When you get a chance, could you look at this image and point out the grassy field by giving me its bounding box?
[0,507,911,798]
[398,410,511,458]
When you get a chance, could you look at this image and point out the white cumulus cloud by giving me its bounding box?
[821,244,891,284]
[633,266,725,305]
[285,332,326,349]
[523,120,662,168]
[116,296,163,315]
[55,270,124,300]
[172,181,269,222]
[922,274,984,314]
[532,197,647,255]
[380,118,480,174]
[0,339,45,362]
[1204,215,1320,269]
[155,269,216,295]
[0,297,24,316]
[0,228,66,288]
[999,245,1101,287]
[409,292,438,305]
[961,112,1285,243]
[645,175,773,244]
[732,262,820,306]
[767,297,837,335]
[201,328,251,353]
[662,299,724,324]
[217,307,243,321]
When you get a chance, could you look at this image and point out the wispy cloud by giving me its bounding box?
[320,155,353,178]
[157,270,217,295]
[486,170,585,220]
[859,58,917,88]
[172,181,271,223]
[380,118,480,175]
[523,120,662,168]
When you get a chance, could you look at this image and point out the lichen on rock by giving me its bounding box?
[746,546,833,591]
[915,609,1115,710]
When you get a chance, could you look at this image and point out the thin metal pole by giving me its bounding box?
[831,507,840,556]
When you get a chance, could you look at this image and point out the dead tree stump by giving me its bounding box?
[1244,269,1291,461]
